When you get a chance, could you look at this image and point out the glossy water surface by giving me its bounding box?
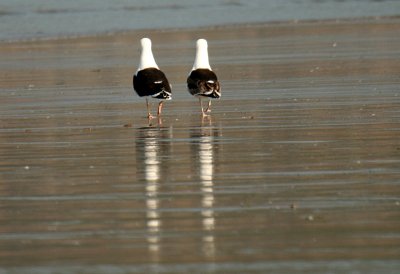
[0,19,400,273]
[1,0,400,40]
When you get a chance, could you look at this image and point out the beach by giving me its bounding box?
[0,17,400,273]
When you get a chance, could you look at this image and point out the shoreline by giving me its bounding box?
[1,15,399,44]
[0,12,399,272]
[1,15,399,93]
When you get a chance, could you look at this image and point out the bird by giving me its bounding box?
[133,38,171,119]
[187,39,221,117]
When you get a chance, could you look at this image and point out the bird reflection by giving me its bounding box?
[191,119,220,259]
[136,126,172,260]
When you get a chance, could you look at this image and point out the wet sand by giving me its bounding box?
[1,17,400,273]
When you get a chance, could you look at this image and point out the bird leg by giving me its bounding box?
[199,97,208,117]
[146,98,155,119]
[157,116,162,127]
[157,101,163,116]
[205,99,212,113]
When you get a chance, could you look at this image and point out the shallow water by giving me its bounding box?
[1,0,400,40]
[0,19,400,273]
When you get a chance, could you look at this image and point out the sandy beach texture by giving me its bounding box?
[1,17,400,273]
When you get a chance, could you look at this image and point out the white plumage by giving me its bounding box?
[191,39,212,71]
[137,38,159,72]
